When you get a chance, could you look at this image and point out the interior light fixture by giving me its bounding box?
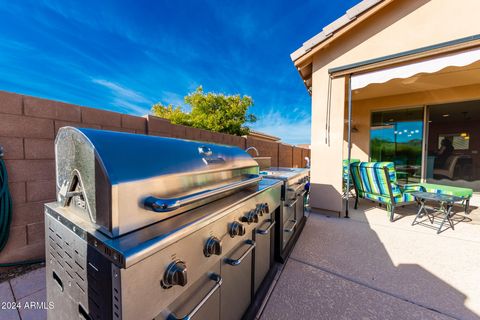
[442,114,450,117]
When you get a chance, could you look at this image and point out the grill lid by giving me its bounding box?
[55,127,260,237]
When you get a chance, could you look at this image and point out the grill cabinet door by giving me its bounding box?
[295,188,306,223]
[254,214,273,293]
[220,236,253,320]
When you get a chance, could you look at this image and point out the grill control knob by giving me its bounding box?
[250,210,259,223]
[162,260,187,288]
[264,203,270,214]
[241,210,258,224]
[204,236,222,257]
[229,221,246,237]
[256,204,264,216]
[258,203,269,215]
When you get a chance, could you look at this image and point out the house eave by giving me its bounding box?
[290,0,394,92]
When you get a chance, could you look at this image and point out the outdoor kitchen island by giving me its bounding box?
[44,127,305,320]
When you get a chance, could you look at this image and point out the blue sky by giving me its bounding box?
[0,0,360,144]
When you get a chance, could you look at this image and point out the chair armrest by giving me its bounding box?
[400,183,425,192]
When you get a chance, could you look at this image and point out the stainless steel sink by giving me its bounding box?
[260,167,309,180]
[261,167,297,174]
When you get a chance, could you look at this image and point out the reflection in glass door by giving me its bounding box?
[370,107,424,184]
[426,100,480,191]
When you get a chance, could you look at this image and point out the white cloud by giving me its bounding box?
[91,78,152,115]
[159,91,185,108]
[251,110,311,145]
[92,79,151,103]
[111,99,149,116]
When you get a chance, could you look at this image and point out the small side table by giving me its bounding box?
[411,191,463,234]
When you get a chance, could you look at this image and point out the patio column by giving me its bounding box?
[345,75,352,218]
[309,75,346,214]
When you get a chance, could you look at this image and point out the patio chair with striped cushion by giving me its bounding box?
[350,162,424,222]
[342,158,360,196]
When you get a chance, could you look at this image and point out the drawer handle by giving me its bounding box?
[167,273,222,320]
[284,219,297,233]
[285,198,298,208]
[225,240,256,266]
[257,220,276,235]
[298,190,307,197]
[287,184,303,192]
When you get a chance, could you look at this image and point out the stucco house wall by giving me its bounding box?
[307,0,480,213]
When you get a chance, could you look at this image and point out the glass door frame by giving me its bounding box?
[421,105,429,182]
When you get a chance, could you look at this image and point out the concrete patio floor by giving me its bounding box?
[259,202,480,320]
[1,200,479,320]
[0,267,46,320]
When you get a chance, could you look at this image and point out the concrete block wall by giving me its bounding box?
[278,143,294,167]
[292,147,303,168]
[245,136,279,167]
[0,91,309,266]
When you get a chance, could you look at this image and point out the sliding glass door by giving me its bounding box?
[370,107,424,184]
[426,100,480,191]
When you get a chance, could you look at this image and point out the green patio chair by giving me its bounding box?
[343,158,360,195]
[350,162,424,222]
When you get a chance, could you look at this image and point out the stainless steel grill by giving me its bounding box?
[46,127,282,320]
[55,127,261,237]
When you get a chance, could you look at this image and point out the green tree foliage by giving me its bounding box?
[151,86,257,136]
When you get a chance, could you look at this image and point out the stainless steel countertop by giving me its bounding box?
[46,178,282,268]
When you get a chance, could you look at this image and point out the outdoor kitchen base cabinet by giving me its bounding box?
[260,168,309,263]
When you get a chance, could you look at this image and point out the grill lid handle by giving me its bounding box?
[144,174,262,212]
[198,146,213,156]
